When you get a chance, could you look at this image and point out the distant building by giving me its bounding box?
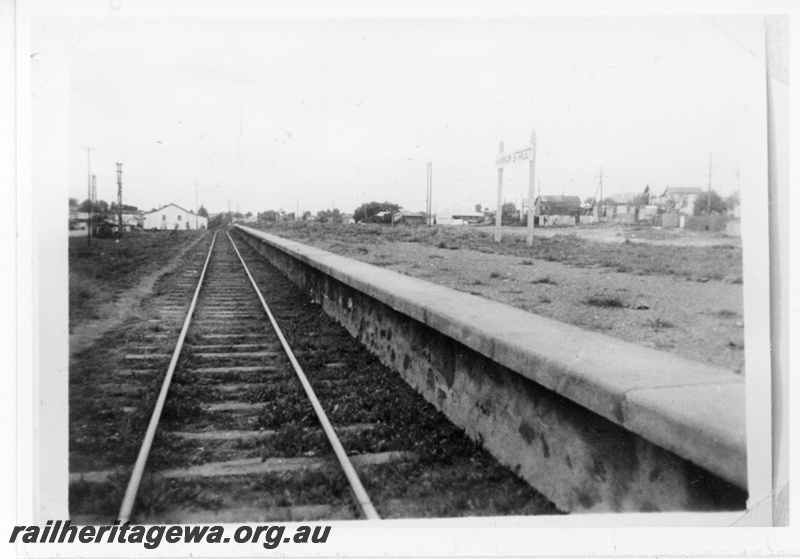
[369,211,393,224]
[118,211,144,230]
[392,210,427,225]
[449,211,484,224]
[601,186,652,220]
[537,215,577,227]
[435,205,487,225]
[70,211,89,230]
[142,203,208,230]
[607,192,641,205]
[652,187,704,216]
[534,195,582,217]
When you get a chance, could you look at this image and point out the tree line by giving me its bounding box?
[70,198,209,217]
[247,201,404,225]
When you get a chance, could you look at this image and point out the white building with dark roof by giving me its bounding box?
[142,203,207,230]
[652,187,705,215]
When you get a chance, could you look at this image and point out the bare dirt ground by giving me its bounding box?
[253,222,745,374]
[69,231,208,356]
[505,222,742,248]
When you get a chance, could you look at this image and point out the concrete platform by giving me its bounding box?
[233,225,747,513]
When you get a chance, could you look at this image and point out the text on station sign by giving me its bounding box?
[495,145,534,168]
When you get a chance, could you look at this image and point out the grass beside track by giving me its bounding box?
[253,222,742,282]
[69,230,207,331]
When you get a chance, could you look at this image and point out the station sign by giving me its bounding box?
[494,130,536,247]
[495,145,534,168]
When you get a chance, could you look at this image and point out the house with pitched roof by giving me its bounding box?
[652,187,705,215]
[534,195,582,217]
[142,203,208,230]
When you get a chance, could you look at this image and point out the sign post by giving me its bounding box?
[494,141,504,243]
[526,130,537,246]
[495,132,536,244]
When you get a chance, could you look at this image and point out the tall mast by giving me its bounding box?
[707,152,712,215]
[116,162,123,234]
[85,147,94,246]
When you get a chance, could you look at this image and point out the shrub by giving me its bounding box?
[647,316,675,330]
[583,296,626,308]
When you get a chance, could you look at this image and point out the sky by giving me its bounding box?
[36,13,768,216]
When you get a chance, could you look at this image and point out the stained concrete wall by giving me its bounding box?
[233,225,747,513]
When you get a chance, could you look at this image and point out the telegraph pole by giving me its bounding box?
[596,166,605,219]
[600,167,604,209]
[426,163,433,226]
[85,147,94,246]
[91,175,96,239]
[116,162,123,235]
[707,152,712,215]
[495,142,503,242]
[195,180,199,229]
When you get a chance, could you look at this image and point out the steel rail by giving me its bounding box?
[118,231,219,523]
[227,231,381,520]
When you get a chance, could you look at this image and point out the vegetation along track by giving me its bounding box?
[70,229,559,523]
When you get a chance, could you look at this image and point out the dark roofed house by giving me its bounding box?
[392,210,427,225]
[534,195,582,217]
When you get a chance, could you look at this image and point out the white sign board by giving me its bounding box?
[495,145,534,168]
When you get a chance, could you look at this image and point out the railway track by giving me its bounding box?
[69,228,557,522]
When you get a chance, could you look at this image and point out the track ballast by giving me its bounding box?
[69,228,558,522]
